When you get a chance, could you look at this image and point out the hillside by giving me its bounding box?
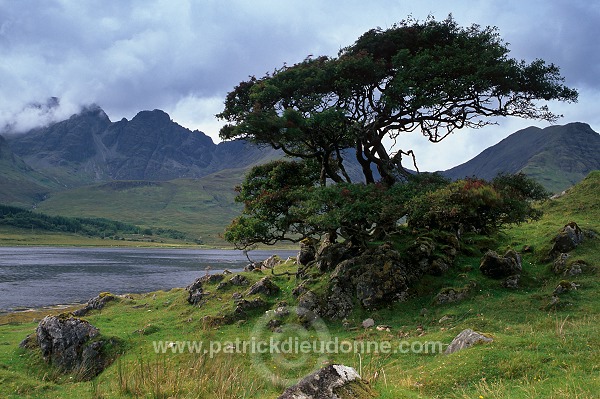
[0,134,60,206]
[443,122,600,192]
[0,173,597,398]
[35,169,245,245]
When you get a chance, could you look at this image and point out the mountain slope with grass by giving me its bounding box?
[0,172,597,398]
[443,122,600,193]
[34,169,245,245]
[0,106,280,242]
[0,134,60,206]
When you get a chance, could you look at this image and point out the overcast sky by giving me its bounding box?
[1,0,598,171]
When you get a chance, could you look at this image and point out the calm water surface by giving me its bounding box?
[0,247,297,312]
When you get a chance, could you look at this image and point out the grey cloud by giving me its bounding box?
[501,0,600,89]
[0,0,597,169]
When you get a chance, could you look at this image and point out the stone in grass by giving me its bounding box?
[552,253,570,274]
[274,305,290,318]
[543,295,562,310]
[433,282,476,305]
[480,249,522,279]
[246,277,280,296]
[550,221,584,255]
[278,364,376,399]
[234,298,268,316]
[22,314,115,380]
[553,280,579,296]
[186,283,205,305]
[362,318,375,329]
[565,262,583,276]
[444,328,493,355]
[72,292,116,316]
[502,274,520,289]
[229,274,249,286]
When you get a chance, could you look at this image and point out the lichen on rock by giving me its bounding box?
[277,364,376,399]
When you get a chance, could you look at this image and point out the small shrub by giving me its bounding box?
[407,173,548,234]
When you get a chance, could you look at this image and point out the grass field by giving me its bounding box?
[33,169,245,246]
[0,172,597,398]
[0,226,209,248]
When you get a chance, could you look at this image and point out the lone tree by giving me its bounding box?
[219,16,577,186]
[218,16,576,249]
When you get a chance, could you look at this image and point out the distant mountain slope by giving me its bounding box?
[0,134,60,206]
[3,105,598,243]
[442,122,600,192]
[5,106,279,187]
[35,169,246,245]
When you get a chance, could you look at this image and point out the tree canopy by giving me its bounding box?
[218,16,577,186]
[218,16,575,249]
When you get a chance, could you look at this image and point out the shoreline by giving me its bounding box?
[0,303,85,325]
[0,302,85,315]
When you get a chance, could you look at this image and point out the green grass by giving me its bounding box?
[520,152,592,194]
[0,159,60,208]
[497,170,599,265]
[0,226,205,248]
[35,170,245,246]
[0,172,598,398]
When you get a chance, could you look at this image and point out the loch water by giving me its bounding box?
[0,247,297,312]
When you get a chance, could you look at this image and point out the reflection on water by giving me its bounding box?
[0,247,297,311]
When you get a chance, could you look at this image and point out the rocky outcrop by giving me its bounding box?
[479,249,522,279]
[26,314,115,380]
[246,277,280,296]
[229,274,249,286]
[259,255,284,270]
[445,329,493,354]
[296,235,460,320]
[296,291,322,324]
[433,282,476,305]
[72,292,115,316]
[234,298,268,316]
[297,238,318,266]
[186,272,233,304]
[314,241,356,272]
[277,364,376,399]
[325,251,405,318]
[198,273,225,284]
[186,278,205,305]
[551,222,584,255]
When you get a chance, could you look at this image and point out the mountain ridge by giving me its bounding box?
[4,106,279,187]
[442,122,600,192]
[1,106,598,242]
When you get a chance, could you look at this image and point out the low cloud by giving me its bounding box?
[0,98,82,134]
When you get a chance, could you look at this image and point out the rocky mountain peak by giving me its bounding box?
[75,104,111,123]
[4,105,278,185]
[131,109,172,124]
